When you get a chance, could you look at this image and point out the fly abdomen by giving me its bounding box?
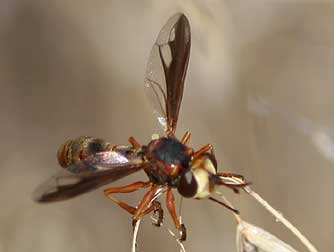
[57,136,110,173]
[57,139,75,168]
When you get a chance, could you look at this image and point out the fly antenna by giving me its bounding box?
[208,196,239,214]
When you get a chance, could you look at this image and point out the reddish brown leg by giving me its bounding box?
[167,127,176,138]
[166,186,186,241]
[207,145,248,194]
[128,136,141,151]
[181,131,191,145]
[110,145,122,151]
[193,144,213,159]
[132,185,161,225]
[104,181,151,214]
[209,144,216,157]
[142,200,164,227]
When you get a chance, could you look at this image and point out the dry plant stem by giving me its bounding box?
[216,175,318,252]
[132,219,141,252]
[244,186,318,252]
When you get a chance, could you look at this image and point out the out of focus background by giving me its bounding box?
[0,1,333,251]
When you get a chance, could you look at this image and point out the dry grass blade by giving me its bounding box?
[216,175,318,252]
[216,191,299,252]
[132,219,141,252]
[244,186,318,252]
[236,220,298,252]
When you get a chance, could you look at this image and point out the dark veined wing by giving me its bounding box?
[33,147,145,203]
[144,13,191,135]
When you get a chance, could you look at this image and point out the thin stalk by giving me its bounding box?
[244,186,318,252]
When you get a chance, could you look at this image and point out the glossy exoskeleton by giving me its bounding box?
[33,13,248,241]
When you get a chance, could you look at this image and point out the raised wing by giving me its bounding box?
[34,141,145,203]
[145,13,191,136]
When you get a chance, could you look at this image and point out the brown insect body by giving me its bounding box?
[143,137,219,200]
[33,13,248,242]
[145,137,190,182]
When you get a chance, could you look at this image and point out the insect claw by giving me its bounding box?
[152,220,162,227]
[179,224,187,242]
[152,215,163,227]
[132,219,138,231]
[233,188,240,194]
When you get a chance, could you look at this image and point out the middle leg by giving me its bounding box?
[132,184,162,226]
[166,186,187,241]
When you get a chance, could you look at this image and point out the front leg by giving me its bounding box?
[166,186,187,241]
[216,172,250,193]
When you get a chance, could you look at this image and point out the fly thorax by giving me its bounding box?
[146,137,190,178]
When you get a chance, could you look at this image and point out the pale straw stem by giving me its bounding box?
[244,186,318,252]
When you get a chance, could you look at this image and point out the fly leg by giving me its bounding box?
[217,172,245,181]
[181,131,191,145]
[104,181,151,215]
[141,200,164,227]
[105,183,164,228]
[181,131,194,156]
[203,144,245,184]
[216,172,251,193]
[195,145,250,193]
[132,185,162,227]
[128,136,141,151]
[111,137,141,155]
[193,143,213,159]
[166,186,187,241]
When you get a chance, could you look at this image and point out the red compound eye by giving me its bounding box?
[177,169,197,198]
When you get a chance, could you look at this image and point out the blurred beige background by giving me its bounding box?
[0,1,332,251]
